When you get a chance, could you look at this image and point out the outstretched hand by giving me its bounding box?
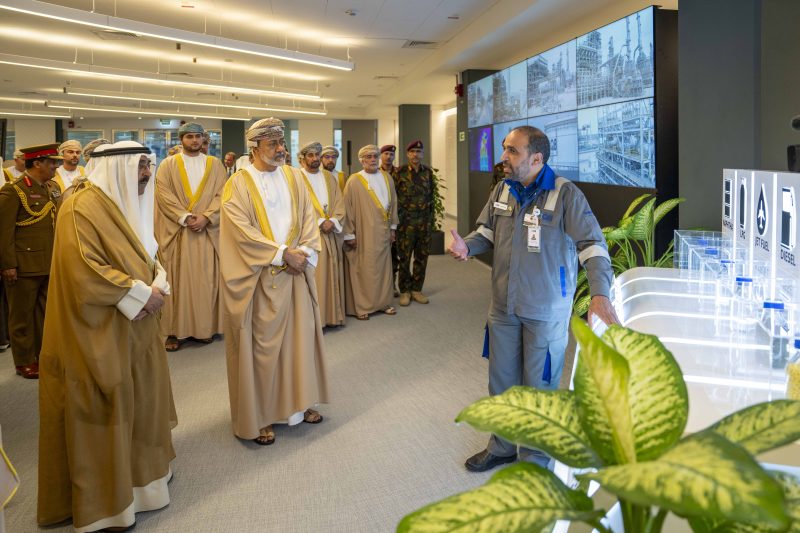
[447,229,469,261]
[588,295,621,328]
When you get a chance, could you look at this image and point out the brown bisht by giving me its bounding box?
[154,153,227,339]
[37,185,177,531]
[342,171,399,316]
[219,165,328,440]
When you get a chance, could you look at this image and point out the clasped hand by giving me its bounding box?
[134,286,167,321]
[186,214,210,233]
[283,248,309,275]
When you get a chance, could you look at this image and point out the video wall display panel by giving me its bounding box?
[578,98,655,188]
[529,111,579,181]
[492,119,528,163]
[466,6,656,189]
[493,60,527,123]
[576,8,654,109]
[468,75,494,128]
[527,41,577,117]
[469,127,494,172]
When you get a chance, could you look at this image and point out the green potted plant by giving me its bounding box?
[574,194,684,316]
[398,317,800,533]
[430,168,447,255]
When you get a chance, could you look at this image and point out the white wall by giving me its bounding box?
[13,119,56,148]
[376,107,398,148]
[430,105,458,217]
[297,119,334,152]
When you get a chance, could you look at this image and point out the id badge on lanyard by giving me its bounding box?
[525,206,541,253]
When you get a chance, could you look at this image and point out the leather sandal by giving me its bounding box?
[356,314,370,320]
[253,426,275,445]
[382,306,397,315]
[165,336,185,352]
[303,409,323,424]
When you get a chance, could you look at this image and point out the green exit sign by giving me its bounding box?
[160,119,172,126]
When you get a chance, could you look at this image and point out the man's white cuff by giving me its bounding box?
[318,217,343,234]
[299,245,318,268]
[271,244,288,266]
[343,234,355,241]
[117,280,151,320]
[178,213,192,226]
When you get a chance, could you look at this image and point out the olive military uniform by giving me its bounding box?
[395,163,434,294]
[0,173,60,366]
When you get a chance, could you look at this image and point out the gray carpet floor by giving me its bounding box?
[1,255,499,533]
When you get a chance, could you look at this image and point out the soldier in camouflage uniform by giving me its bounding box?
[380,145,400,295]
[0,144,62,379]
[395,140,434,306]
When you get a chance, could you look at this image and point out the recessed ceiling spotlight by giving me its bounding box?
[79,116,84,119]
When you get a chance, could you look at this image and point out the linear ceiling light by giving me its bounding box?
[62,91,328,116]
[0,0,354,71]
[45,103,252,121]
[0,110,71,118]
[0,54,321,101]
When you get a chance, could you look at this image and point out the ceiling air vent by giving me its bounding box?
[18,91,45,96]
[165,72,193,77]
[357,94,377,98]
[91,29,140,40]
[401,40,439,49]
[195,92,217,97]
[373,75,399,80]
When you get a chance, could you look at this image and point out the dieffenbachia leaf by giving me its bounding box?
[602,325,688,461]
[571,317,636,465]
[654,197,685,226]
[622,193,653,220]
[582,431,790,530]
[627,196,656,241]
[688,471,800,532]
[397,462,603,533]
[456,387,601,469]
[707,400,800,456]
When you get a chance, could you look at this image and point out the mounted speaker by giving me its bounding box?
[788,145,800,172]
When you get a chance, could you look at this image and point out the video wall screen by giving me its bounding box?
[469,127,493,172]
[468,75,494,128]
[467,7,656,189]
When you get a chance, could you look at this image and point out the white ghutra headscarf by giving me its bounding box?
[87,141,159,259]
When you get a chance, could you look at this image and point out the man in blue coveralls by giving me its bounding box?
[449,125,619,472]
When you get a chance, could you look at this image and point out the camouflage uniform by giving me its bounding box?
[395,163,434,293]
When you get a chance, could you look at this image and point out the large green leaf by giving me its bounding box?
[707,400,800,456]
[622,193,653,219]
[654,197,685,226]
[582,431,790,529]
[602,325,688,461]
[397,462,603,533]
[456,387,601,468]
[627,197,656,241]
[573,294,591,317]
[774,472,800,532]
[571,317,636,465]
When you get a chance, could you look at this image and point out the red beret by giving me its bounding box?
[380,144,396,154]
[406,140,424,151]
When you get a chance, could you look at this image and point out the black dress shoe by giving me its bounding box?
[464,449,516,472]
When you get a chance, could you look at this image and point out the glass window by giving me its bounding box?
[290,130,299,166]
[3,131,14,161]
[143,129,178,164]
[67,130,104,165]
[113,130,139,142]
[207,129,222,159]
[333,129,342,173]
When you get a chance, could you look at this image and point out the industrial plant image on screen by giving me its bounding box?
[578,97,655,188]
[529,112,579,181]
[527,41,577,117]
[493,119,528,163]
[576,7,654,109]
[470,127,494,172]
[468,76,494,127]
[493,61,527,123]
